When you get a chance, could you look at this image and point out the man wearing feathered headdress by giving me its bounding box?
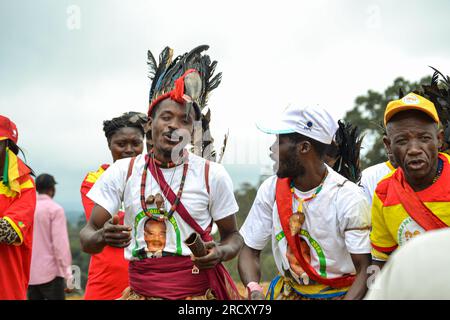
[80,45,243,300]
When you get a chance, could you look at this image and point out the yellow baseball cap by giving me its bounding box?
[384,92,439,126]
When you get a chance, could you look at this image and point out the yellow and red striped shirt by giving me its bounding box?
[370,153,450,261]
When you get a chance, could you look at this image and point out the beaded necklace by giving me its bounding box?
[432,158,444,184]
[149,150,179,202]
[150,152,179,169]
[140,150,189,221]
[288,170,328,236]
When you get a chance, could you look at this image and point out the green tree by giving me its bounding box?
[344,75,431,168]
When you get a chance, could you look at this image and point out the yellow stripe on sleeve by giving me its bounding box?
[371,248,389,262]
[84,166,106,184]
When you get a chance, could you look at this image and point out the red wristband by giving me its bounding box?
[246,281,264,299]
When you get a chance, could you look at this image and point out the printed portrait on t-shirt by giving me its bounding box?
[144,218,167,255]
[286,241,310,277]
[129,209,171,260]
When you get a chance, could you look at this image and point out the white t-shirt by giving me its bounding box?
[359,161,394,207]
[87,152,239,261]
[240,166,371,281]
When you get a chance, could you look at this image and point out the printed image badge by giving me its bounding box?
[397,217,425,246]
[144,218,167,258]
[132,203,168,259]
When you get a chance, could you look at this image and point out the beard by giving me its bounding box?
[160,147,173,159]
[153,136,186,162]
[276,153,306,179]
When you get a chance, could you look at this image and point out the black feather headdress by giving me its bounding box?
[421,66,450,143]
[332,120,364,183]
[146,45,224,160]
[147,45,222,117]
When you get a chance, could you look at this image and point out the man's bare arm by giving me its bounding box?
[344,253,372,300]
[191,214,243,270]
[238,244,265,300]
[80,204,131,254]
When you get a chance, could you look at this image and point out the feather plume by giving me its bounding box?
[218,131,229,164]
[422,66,450,128]
[431,69,439,87]
[147,50,157,80]
[149,47,173,102]
[333,120,364,183]
[184,71,202,118]
[201,108,216,160]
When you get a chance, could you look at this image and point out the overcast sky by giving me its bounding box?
[1,0,449,213]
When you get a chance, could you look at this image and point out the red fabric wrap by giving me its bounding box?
[147,69,199,117]
[276,178,355,288]
[390,164,448,231]
[129,256,210,299]
[145,154,241,300]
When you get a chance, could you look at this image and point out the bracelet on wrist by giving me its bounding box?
[246,281,264,299]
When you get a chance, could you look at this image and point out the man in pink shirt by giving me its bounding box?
[28,174,73,300]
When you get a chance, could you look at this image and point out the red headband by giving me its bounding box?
[148,69,199,117]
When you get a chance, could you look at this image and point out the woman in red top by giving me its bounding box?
[0,115,36,300]
[80,112,146,300]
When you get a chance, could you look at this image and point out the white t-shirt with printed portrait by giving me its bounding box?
[240,165,371,281]
[87,152,239,261]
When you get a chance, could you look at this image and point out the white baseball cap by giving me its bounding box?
[257,105,338,144]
